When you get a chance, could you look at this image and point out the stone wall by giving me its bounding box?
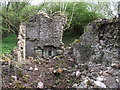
[72,18,119,65]
[26,12,66,57]
[16,12,67,62]
[17,22,26,63]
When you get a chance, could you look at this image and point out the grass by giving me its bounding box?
[1,34,17,54]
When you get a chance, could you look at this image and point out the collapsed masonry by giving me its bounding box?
[16,12,67,62]
[72,18,120,65]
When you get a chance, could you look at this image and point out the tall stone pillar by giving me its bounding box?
[17,22,26,64]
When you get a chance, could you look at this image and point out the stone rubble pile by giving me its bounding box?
[72,62,120,88]
[1,51,120,88]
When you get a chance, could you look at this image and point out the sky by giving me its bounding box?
[30,0,44,5]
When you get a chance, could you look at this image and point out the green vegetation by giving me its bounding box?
[2,1,115,37]
[2,34,17,54]
[63,32,79,46]
[1,2,39,36]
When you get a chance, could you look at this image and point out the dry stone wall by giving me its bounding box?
[72,18,119,65]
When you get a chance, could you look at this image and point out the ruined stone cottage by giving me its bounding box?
[17,12,67,62]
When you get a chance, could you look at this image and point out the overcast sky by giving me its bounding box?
[30,0,44,5]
